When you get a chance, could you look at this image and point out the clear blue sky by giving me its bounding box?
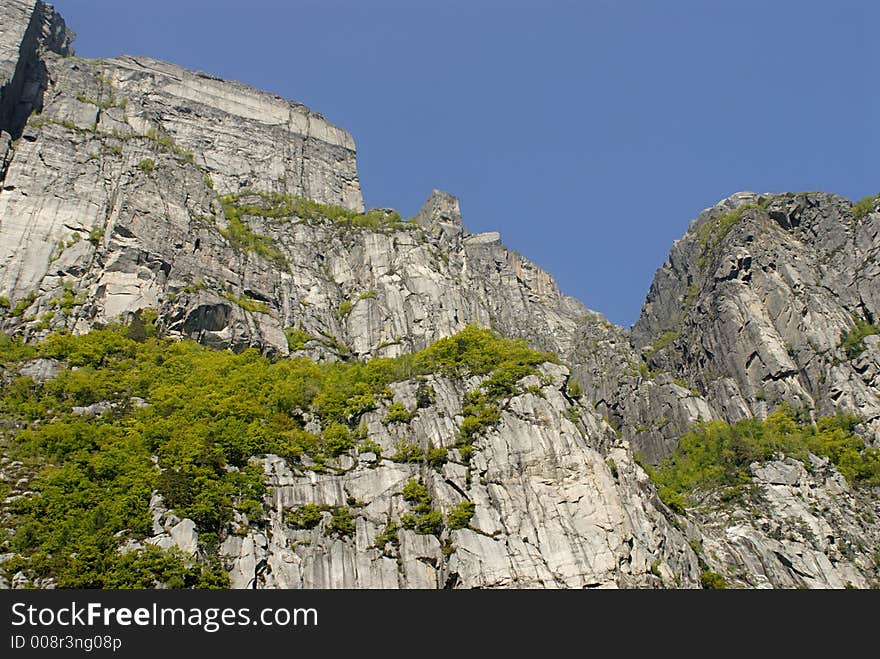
[51,0,878,327]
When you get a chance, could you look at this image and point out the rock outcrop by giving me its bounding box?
[1,1,878,589]
[217,364,701,589]
[689,456,880,589]
[632,192,880,447]
[1,0,73,136]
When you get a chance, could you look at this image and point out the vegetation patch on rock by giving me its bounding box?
[0,322,552,587]
[643,406,880,513]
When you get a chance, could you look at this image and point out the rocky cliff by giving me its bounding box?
[632,192,880,446]
[1,1,878,589]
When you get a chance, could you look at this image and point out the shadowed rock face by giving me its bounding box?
[1,2,878,589]
[0,0,73,136]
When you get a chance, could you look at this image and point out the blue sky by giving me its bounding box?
[51,0,878,327]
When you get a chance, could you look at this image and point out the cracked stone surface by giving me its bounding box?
[633,192,880,450]
[1,1,878,589]
[217,365,702,589]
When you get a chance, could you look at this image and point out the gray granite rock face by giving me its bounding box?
[0,0,363,331]
[567,312,719,464]
[0,1,73,136]
[214,364,702,589]
[2,2,879,589]
[632,192,880,447]
[204,362,880,589]
[0,3,717,466]
[691,456,880,589]
[0,29,587,366]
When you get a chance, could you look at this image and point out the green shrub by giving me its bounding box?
[0,323,555,585]
[219,216,287,270]
[88,225,105,245]
[10,292,36,318]
[317,333,352,360]
[852,194,878,219]
[446,501,476,530]
[412,324,554,377]
[459,395,502,441]
[415,383,435,408]
[606,458,618,479]
[566,380,583,399]
[398,479,443,535]
[374,520,400,550]
[358,438,382,457]
[700,570,728,589]
[180,280,206,295]
[284,327,313,351]
[426,446,448,468]
[285,504,323,530]
[694,203,766,267]
[402,479,432,511]
[408,510,443,536]
[671,377,689,390]
[140,308,159,337]
[137,158,156,174]
[0,335,37,364]
[326,506,355,538]
[311,382,376,424]
[42,545,227,589]
[647,330,680,356]
[392,441,424,463]
[156,469,193,507]
[338,299,353,317]
[383,402,414,425]
[841,316,879,359]
[696,208,744,251]
[219,191,419,234]
[58,287,84,314]
[322,423,355,456]
[220,291,271,315]
[646,406,880,512]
